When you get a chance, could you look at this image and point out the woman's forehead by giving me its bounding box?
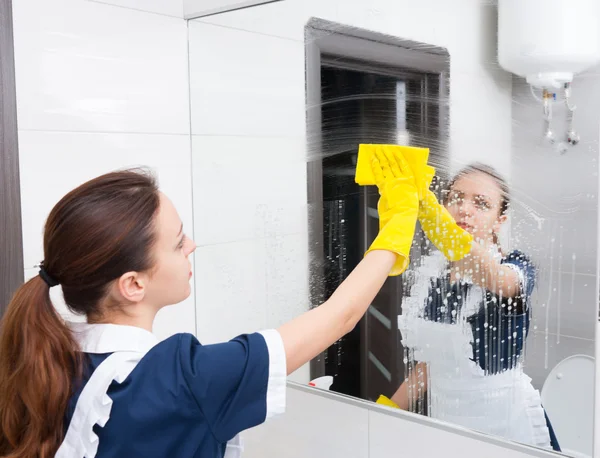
[451,172,502,199]
[156,193,181,236]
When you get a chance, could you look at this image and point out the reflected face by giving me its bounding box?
[145,192,196,307]
[445,171,506,244]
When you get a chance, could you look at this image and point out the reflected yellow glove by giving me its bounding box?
[364,146,419,276]
[376,395,400,409]
[356,144,435,201]
[418,189,473,261]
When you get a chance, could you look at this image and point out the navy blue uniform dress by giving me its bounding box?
[57,323,286,458]
[422,250,560,452]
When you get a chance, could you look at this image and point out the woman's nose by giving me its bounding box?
[459,200,474,216]
[187,239,197,255]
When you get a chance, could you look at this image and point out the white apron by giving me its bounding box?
[398,251,552,450]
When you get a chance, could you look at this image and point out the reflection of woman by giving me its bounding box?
[381,163,561,452]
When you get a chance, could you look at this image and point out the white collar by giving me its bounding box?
[67,322,159,354]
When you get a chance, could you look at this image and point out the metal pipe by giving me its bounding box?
[564,82,580,146]
[542,89,555,145]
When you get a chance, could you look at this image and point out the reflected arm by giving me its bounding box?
[451,242,520,298]
[390,362,428,410]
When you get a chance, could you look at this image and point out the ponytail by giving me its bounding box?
[0,169,160,456]
[0,276,82,458]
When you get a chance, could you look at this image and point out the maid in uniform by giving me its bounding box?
[0,153,417,458]
[381,163,561,452]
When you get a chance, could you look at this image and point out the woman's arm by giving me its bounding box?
[451,242,520,298]
[390,362,428,410]
[278,147,421,375]
[278,250,396,375]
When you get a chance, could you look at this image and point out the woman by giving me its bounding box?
[378,163,561,452]
[0,149,417,458]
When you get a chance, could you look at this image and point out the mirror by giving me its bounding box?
[188,10,597,458]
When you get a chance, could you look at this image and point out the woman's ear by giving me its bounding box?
[113,271,146,304]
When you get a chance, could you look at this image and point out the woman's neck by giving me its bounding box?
[87,306,156,332]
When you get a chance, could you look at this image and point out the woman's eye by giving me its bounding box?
[475,197,491,210]
[449,194,463,206]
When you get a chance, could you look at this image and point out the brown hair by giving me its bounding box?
[443,162,510,215]
[0,169,160,457]
[443,162,510,244]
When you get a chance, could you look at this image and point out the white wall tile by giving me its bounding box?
[369,409,556,458]
[188,23,306,137]
[153,295,197,339]
[184,0,279,19]
[18,131,195,338]
[242,388,369,458]
[264,232,311,384]
[194,239,268,344]
[87,0,184,18]
[23,268,195,339]
[192,0,332,40]
[191,135,307,246]
[264,233,309,329]
[194,0,477,48]
[18,131,193,270]
[288,363,310,385]
[12,0,189,134]
[511,204,598,277]
[530,272,597,341]
[525,331,595,390]
[193,233,311,380]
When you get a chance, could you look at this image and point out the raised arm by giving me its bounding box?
[450,242,520,298]
[278,148,420,375]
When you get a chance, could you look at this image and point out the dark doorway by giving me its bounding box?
[306,19,450,402]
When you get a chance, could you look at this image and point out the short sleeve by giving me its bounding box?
[503,250,536,297]
[179,330,286,443]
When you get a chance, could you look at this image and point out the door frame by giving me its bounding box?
[304,18,451,384]
[0,0,24,318]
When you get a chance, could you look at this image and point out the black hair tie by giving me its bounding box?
[39,263,59,288]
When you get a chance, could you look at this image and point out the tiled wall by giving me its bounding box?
[240,384,558,458]
[12,0,195,340]
[183,0,277,19]
[511,72,599,390]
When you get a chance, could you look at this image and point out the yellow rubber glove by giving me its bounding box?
[418,189,473,261]
[355,144,435,201]
[376,395,400,409]
[364,146,420,276]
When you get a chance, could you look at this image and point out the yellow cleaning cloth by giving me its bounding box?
[376,395,400,409]
[355,144,435,200]
[355,143,473,262]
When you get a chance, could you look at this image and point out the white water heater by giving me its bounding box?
[498,0,600,89]
[498,0,600,149]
